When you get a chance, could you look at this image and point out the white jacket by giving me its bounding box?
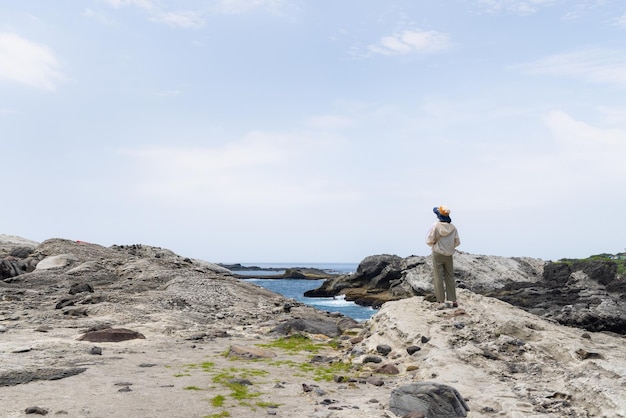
[426,221,460,256]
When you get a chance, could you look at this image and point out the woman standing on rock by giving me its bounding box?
[426,205,461,308]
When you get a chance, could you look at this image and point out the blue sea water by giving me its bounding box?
[237,263,376,322]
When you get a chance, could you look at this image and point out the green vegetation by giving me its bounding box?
[210,395,226,407]
[558,252,625,276]
[257,334,330,353]
[175,333,354,417]
[203,412,230,418]
[256,401,281,408]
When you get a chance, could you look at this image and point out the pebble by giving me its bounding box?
[407,345,421,355]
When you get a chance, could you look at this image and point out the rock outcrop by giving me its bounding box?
[1,235,625,417]
[306,252,626,335]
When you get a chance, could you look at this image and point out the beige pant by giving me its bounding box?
[432,251,456,303]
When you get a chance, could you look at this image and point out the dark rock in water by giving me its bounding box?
[304,254,404,301]
[77,328,146,342]
[389,382,470,418]
[0,368,87,386]
[270,318,341,337]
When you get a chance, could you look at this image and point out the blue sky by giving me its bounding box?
[2,0,626,263]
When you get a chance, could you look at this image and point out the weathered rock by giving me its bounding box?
[227,344,276,359]
[24,406,48,415]
[375,364,400,375]
[0,368,87,386]
[363,356,382,364]
[304,254,405,301]
[389,382,470,418]
[270,318,341,337]
[69,282,94,295]
[77,328,145,342]
[365,376,384,386]
[376,344,392,356]
[406,345,421,355]
[89,346,103,355]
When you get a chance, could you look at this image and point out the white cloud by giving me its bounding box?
[514,48,626,86]
[305,115,354,130]
[83,8,118,25]
[118,130,355,204]
[101,0,289,27]
[368,29,451,56]
[612,12,626,27]
[156,89,182,97]
[544,110,626,168]
[151,11,205,28]
[211,0,289,15]
[0,33,64,91]
[475,0,557,15]
[102,0,153,10]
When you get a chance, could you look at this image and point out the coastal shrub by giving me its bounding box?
[183,385,203,391]
[559,253,625,276]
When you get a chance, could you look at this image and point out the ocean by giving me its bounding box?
[235,263,376,322]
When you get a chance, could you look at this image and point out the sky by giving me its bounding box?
[2,0,626,263]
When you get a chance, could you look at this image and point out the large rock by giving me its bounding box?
[487,259,626,333]
[389,382,470,417]
[304,254,408,307]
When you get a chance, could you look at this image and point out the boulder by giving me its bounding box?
[389,382,470,418]
[77,328,146,342]
[270,318,341,337]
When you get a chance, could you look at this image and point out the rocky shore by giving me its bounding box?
[305,253,626,335]
[1,235,625,417]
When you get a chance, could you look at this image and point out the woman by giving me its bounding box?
[426,205,461,308]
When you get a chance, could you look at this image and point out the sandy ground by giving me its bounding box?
[0,320,394,418]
